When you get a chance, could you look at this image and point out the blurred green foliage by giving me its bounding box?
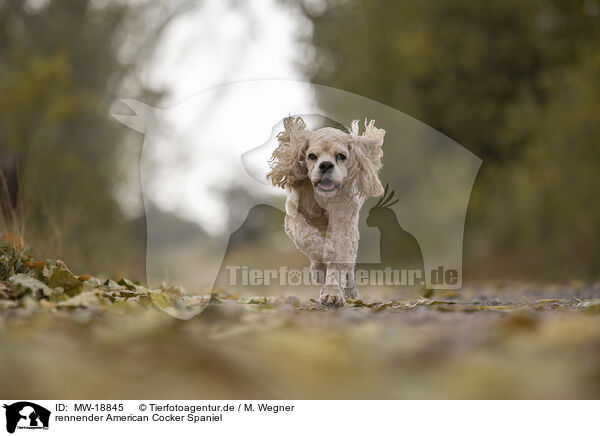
[0,0,195,278]
[299,0,600,279]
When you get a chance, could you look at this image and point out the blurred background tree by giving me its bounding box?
[1,0,598,284]
[296,0,600,279]
[0,0,196,278]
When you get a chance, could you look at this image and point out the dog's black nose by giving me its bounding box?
[319,161,334,172]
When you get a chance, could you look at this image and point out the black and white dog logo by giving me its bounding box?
[3,402,50,434]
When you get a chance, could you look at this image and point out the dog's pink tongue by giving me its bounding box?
[319,180,334,190]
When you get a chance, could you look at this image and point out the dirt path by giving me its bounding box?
[1,278,599,399]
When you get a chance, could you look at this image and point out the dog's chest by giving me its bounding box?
[299,200,329,232]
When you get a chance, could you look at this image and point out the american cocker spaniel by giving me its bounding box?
[267,116,385,307]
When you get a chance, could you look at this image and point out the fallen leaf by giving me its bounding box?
[8,273,54,298]
[24,260,45,270]
[48,269,82,297]
[57,291,103,308]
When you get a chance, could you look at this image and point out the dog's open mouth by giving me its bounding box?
[314,178,340,192]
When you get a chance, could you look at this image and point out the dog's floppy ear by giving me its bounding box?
[267,116,311,189]
[347,119,385,197]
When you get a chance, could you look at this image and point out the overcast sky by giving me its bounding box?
[145,1,312,106]
[119,0,315,232]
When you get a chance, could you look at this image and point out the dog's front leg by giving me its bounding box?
[319,222,356,307]
[344,267,358,299]
[320,262,348,308]
[321,201,361,305]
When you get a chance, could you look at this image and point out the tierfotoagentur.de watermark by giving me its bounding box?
[226,265,459,287]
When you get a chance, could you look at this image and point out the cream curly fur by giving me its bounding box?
[267,116,385,307]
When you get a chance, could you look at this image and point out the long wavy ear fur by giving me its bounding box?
[267,116,311,189]
[347,119,385,197]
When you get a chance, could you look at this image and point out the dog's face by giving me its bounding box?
[267,117,385,199]
[305,128,350,197]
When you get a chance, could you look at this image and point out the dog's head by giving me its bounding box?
[267,116,385,198]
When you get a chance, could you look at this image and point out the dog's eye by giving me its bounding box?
[307,153,318,160]
[336,153,346,161]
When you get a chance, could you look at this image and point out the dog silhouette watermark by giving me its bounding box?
[112,80,481,316]
[3,402,50,434]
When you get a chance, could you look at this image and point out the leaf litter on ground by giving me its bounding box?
[1,236,600,399]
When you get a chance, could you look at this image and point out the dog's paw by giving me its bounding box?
[344,286,358,300]
[320,285,346,308]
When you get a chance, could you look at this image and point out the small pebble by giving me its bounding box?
[285,295,300,307]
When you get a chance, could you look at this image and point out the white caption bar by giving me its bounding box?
[1,400,597,436]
